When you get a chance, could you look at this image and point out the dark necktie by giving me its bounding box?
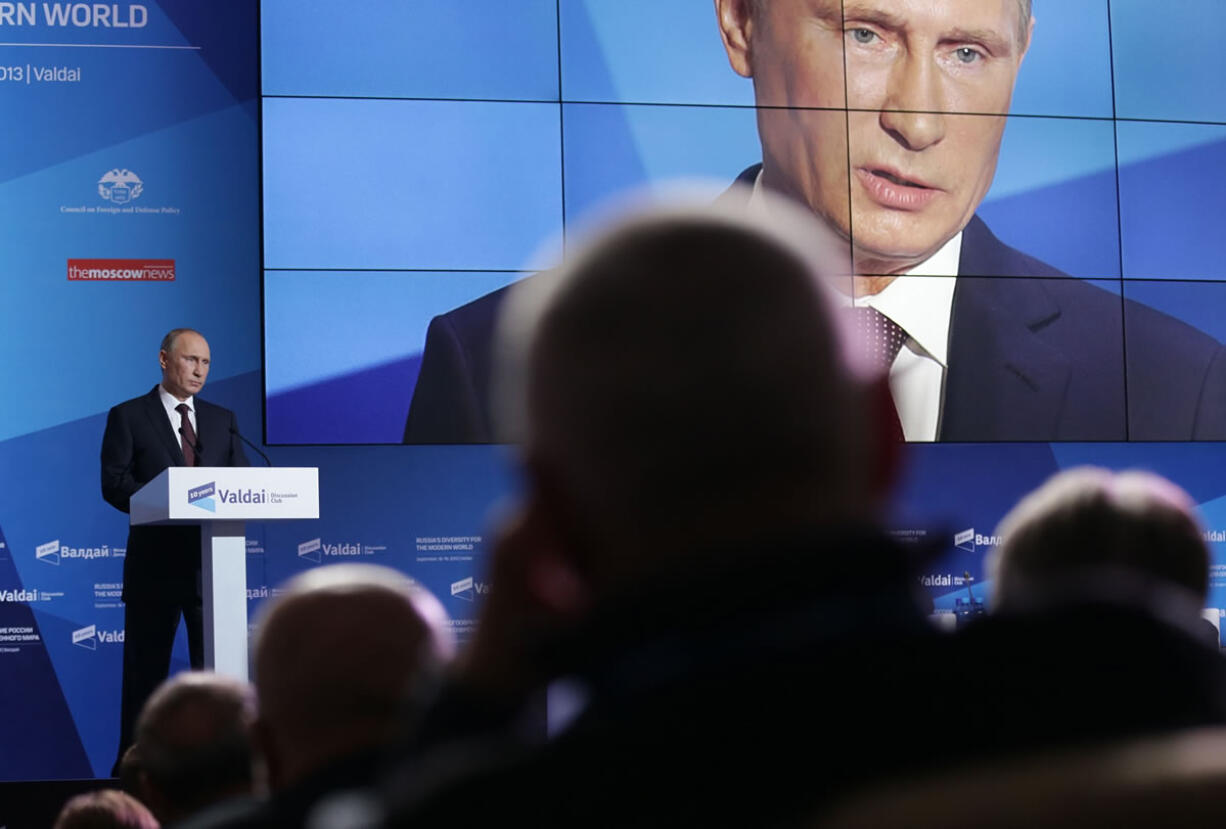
[848,306,907,441]
[177,403,197,466]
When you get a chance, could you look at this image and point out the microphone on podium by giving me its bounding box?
[230,424,273,466]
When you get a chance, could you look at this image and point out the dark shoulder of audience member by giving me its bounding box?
[363,194,964,829]
[133,671,259,826]
[53,790,158,829]
[957,467,1226,757]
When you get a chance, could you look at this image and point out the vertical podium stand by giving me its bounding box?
[130,467,319,680]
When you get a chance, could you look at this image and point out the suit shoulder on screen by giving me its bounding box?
[403,283,518,444]
[1120,297,1226,440]
[435,283,515,342]
[960,215,1067,279]
[961,259,1226,441]
[1034,276,1226,439]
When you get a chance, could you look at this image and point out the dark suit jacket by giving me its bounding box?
[403,166,1226,443]
[101,386,248,603]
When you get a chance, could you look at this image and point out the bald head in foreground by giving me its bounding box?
[133,671,258,825]
[183,565,454,829]
[455,194,900,695]
[490,192,895,597]
[254,564,454,792]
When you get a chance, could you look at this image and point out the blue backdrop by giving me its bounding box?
[6,0,1226,782]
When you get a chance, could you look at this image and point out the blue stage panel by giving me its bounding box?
[255,444,518,646]
[265,270,522,444]
[265,271,522,396]
[261,0,559,101]
[1009,0,1113,119]
[1117,122,1226,281]
[562,102,760,224]
[1111,0,1226,123]
[262,98,563,271]
[559,0,753,106]
[979,115,1120,279]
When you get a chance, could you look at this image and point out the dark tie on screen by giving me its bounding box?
[848,306,907,442]
[177,403,197,466]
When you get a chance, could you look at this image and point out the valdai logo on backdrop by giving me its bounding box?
[36,539,114,565]
[71,624,123,650]
[450,577,490,602]
[954,528,1003,554]
[297,538,367,564]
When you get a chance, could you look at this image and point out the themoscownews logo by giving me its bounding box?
[67,258,175,281]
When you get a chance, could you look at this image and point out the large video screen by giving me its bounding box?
[261,0,1226,444]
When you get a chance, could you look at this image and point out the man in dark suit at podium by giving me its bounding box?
[101,328,249,769]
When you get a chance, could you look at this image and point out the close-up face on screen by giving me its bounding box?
[260,0,1226,445]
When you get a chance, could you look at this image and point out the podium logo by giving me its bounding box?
[298,538,322,563]
[72,625,97,650]
[98,169,143,204]
[188,482,217,513]
[36,540,61,566]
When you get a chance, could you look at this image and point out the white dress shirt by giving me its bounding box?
[748,170,958,441]
[852,241,959,442]
[158,384,197,454]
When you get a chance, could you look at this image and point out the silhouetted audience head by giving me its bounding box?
[252,563,455,791]
[491,193,893,598]
[53,789,158,829]
[991,467,1210,616]
[116,744,142,797]
[134,671,258,824]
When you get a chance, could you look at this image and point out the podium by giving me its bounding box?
[130,467,320,680]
